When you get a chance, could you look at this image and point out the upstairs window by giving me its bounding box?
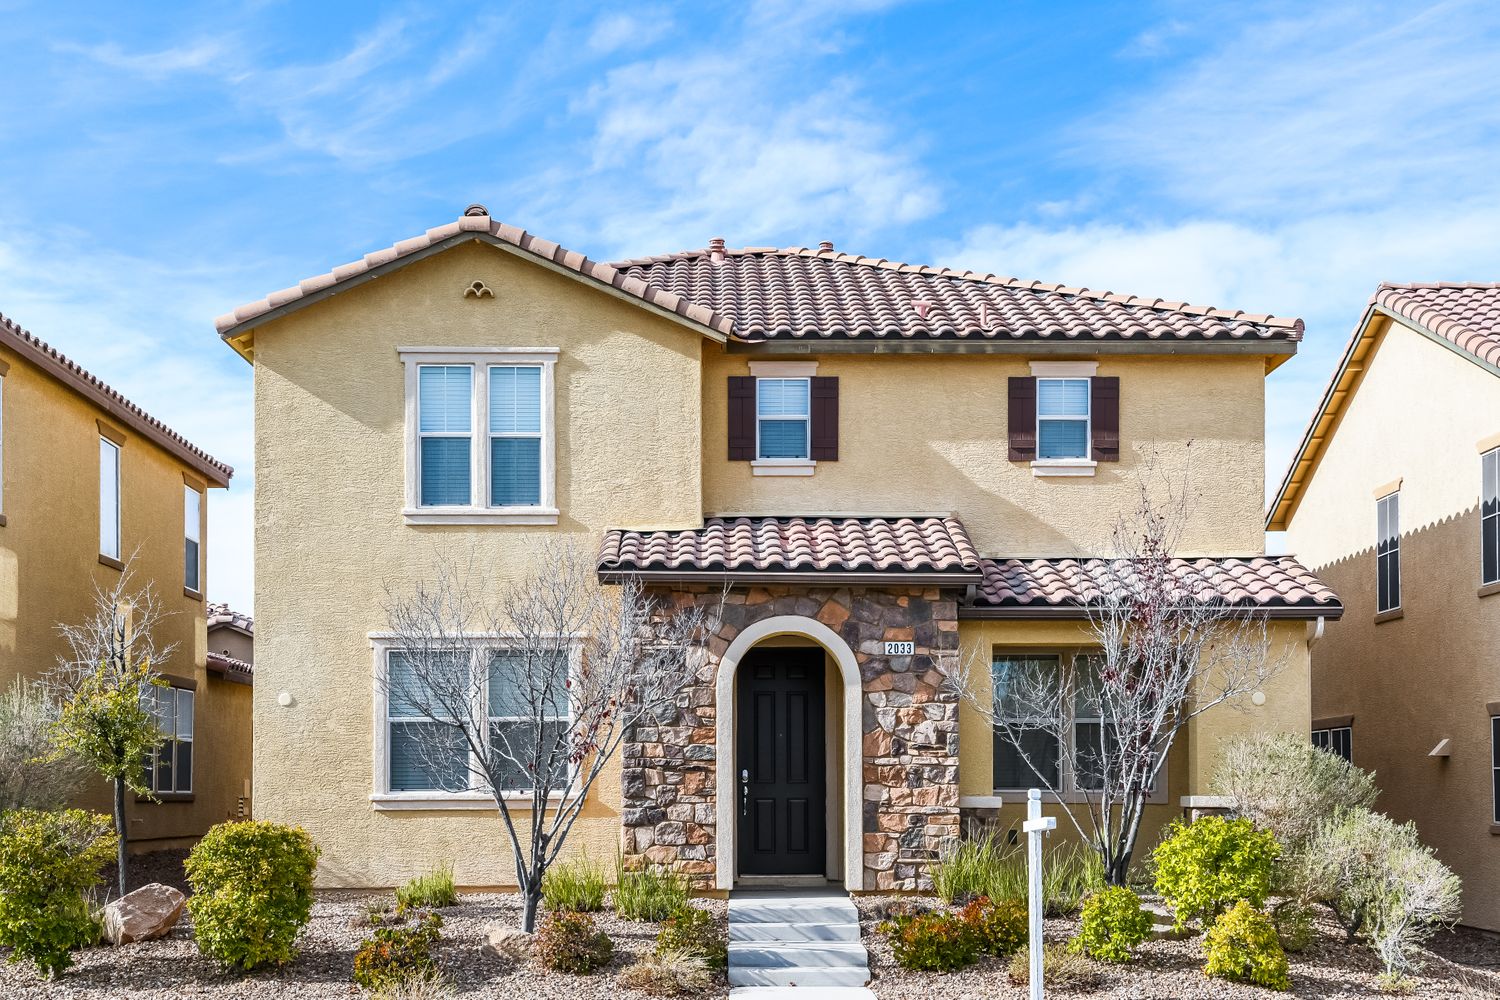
[145,686,194,795]
[1483,448,1499,586]
[756,378,811,460]
[184,486,202,594]
[1036,378,1090,460]
[1312,725,1352,763]
[1007,368,1119,473]
[417,365,473,507]
[1377,491,1401,614]
[488,366,542,507]
[99,436,121,561]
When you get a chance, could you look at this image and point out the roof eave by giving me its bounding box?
[598,568,982,587]
[726,338,1299,359]
[959,602,1343,621]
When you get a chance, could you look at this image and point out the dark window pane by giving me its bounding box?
[185,538,199,592]
[489,719,568,791]
[176,740,193,793]
[1312,729,1329,750]
[156,743,172,793]
[390,722,468,792]
[993,727,1059,789]
[1332,728,1352,763]
[1485,516,1500,586]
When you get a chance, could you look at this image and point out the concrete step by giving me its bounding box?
[730,919,861,943]
[729,988,877,999]
[729,896,860,926]
[729,942,869,969]
[728,966,872,988]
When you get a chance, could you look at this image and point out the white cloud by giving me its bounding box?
[587,11,675,54]
[59,38,229,78]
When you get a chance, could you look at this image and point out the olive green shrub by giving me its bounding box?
[0,808,115,977]
[1202,900,1290,991]
[1069,885,1153,963]
[1152,816,1279,931]
[185,820,320,970]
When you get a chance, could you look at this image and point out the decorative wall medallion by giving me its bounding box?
[464,280,494,299]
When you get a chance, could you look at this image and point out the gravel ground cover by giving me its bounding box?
[0,853,729,1000]
[856,895,1500,999]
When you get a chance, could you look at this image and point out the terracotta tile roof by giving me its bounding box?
[0,311,232,486]
[967,555,1342,619]
[598,516,982,579]
[610,244,1304,344]
[206,651,252,684]
[214,206,735,342]
[1371,282,1500,369]
[206,602,253,635]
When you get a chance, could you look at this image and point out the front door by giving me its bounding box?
[736,647,827,877]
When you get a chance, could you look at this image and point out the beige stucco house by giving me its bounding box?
[0,311,252,849]
[221,205,1340,891]
[1271,282,1500,930]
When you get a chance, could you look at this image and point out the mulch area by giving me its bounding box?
[856,894,1500,1000]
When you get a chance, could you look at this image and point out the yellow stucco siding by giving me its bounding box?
[701,353,1268,556]
[0,342,247,845]
[250,240,704,887]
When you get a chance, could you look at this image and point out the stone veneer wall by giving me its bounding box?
[620,584,962,891]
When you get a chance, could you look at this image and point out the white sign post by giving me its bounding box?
[1022,788,1057,1000]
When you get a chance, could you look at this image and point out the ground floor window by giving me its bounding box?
[145,686,193,794]
[1312,725,1352,763]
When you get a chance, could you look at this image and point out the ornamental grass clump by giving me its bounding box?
[1202,900,1291,991]
[535,911,615,974]
[1152,816,1279,931]
[1070,885,1153,963]
[395,862,458,913]
[542,854,607,913]
[353,912,444,992]
[0,808,115,978]
[656,906,727,971]
[612,857,690,921]
[1006,942,1102,990]
[618,948,713,996]
[185,820,320,970]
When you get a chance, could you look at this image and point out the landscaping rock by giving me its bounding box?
[102,882,186,945]
[481,922,533,961]
[1142,900,1192,940]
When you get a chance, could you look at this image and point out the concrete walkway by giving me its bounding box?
[727,888,875,998]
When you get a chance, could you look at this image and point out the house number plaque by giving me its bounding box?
[883,641,915,656]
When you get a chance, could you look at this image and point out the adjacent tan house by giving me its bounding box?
[1271,282,1500,930]
[220,206,1340,891]
[0,311,251,849]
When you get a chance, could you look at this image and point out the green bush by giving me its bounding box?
[535,911,615,974]
[612,858,690,921]
[1271,900,1316,954]
[880,910,980,972]
[185,820,320,970]
[1006,942,1102,990]
[0,808,115,977]
[1070,885,1152,963]
[656,906,726,971]
[956,896,1026,956]
[353,912,443,992]
[543,855,607,913]
[1152,816,1279,930]
[1202,900,1290,991]
[928,832,1102,914]
[395,862,458,913]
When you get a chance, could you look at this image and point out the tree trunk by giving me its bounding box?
[113,777,128,897]
[521,878,542,933]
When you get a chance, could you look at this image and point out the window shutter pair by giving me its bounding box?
[1006,375,1119,462]
[727,376,839,461]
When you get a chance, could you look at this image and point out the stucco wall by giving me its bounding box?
[0,342,246,845]
[1283,317,1500,929]
[250,241,705,887]
[702,353,1268,556]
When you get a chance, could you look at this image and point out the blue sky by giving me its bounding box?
[4,0,1500,613]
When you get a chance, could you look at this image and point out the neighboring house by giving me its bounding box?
[1270,282,1500,930]
[0,311,251,850]
[220,205,1340,891]
[205,602,254,820]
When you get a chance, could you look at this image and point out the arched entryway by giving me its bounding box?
[715,615,862,891]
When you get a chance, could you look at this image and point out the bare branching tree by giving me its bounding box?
[954,452,1286,884]
[45,565,175,896]
[380,541,716,932]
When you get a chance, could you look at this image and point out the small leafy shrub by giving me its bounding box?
[185,820,320,970]
[543,854,607,913]
[1006,942,1102,990]
[1271,901,1316,954]
[353,912,443,992]
[1202,900,1290,992]
[656,906,727,971]
[618,948,712,996]
[396,863,458,913]
[0,808,115,977]
[956,896,1026,956]
[1153,816,1279,930]
[353,900,397,929]
[880,910,980,972]
[1070,885,1152,963]
[535,911,615,974]
[613,857,690,921]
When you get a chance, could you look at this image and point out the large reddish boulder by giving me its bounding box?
[102,882,186,945]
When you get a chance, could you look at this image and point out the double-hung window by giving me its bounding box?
[1483,448,1499,587]
[401,349,558,525]
[1377,491,1401,614]
[145,686,193,795]
[184,486,202,594]
[1036,378,1090,460]
[1312,726,1352,763]
[1492,713,1499,825]
[991,654,1063,789]
[487,651,569,792]
[756,377,811,460]
[99,437,121,561]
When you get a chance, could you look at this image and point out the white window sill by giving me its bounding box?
[958,795,1005,809]
[752,459,816,477]
[1031,459,1097,478]
[371,792,560,812]
[402,507,560,526]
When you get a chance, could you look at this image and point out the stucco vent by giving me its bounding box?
[464,280,494,299]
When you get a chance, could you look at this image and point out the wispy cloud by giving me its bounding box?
[587,10,675,54]
[58,37,229,78]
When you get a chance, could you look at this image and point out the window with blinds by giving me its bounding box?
[1037,378,1090,460]
[145,686,194,795]
[488,365,542,506]
[756,377,811,459]
[417,365,473,507]
[100,437,121,559]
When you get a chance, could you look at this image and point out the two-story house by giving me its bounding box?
[219,206,1340,892]
[1270,282,1500,930]
[0,311,251,849]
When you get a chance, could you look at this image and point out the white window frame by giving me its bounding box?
[1312,725,1352,763]
[184,486,202,594]
[752,369,814,474]
[1482,448,1499,587]
[368,634,576,810]
[1377,490,1401,614]
[145,686,194,796]
[100,436,121,560]
[399,348,558,525]
[1029,360,1098,477]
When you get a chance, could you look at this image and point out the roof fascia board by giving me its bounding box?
[959,604,1343,621]
[599,569,981,586]
[725,339,1298,358]
[218,232,728,352]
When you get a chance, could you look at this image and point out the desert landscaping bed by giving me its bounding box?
[856,895,1500,1000]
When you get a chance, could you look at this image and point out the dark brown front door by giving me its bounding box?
[736,647,827,877]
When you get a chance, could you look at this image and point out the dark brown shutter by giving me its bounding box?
[1007,376,1036,461]
[810,376,839,461]
[728,376,756,461]
[1091,376,1120,462]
